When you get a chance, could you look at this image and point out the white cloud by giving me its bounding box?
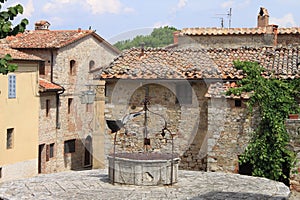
[221,0,234,9]
[270,13,297,27]
[177,0,188,9]
[23,0,34,18]
[86,0,135,15]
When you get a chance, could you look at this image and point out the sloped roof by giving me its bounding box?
[207,46,300,79]
[98,48,222,80]
[98,46,300,80]
[39,78,63,92]
[181,27,300,36]
[0,43,42,61]
[6,29,120,53]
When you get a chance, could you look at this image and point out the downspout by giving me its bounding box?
[50,49,65,129]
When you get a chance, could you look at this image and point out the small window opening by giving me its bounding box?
[68,98,73,114]
[46,99,50,117]
[64,139,76,153]
[6,128,14,149]
[70,60,76,75]
[89,60,95,71]
[235,99,242,107]
[39,62,45,75]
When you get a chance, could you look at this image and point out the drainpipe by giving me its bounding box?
[50,49,65,129]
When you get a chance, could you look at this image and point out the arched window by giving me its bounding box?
[89,60,95,71]
[70,60,76,75]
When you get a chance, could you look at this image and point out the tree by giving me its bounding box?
[0,0,28,75]
[114,26,178,51]
[228,61,300,185]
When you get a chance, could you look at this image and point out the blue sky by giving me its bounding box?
[5,0,300,43]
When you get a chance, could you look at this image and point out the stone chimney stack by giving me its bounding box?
[35,20,50,30]
[257,7,269,27]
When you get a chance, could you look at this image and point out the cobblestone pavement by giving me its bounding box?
[0,169,292,200]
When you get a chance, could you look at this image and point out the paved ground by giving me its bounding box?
[0,169,293,200]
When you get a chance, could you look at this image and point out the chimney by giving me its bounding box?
[140,42,145,57]
[257,7,269,27]
[35,20,50,30]
[173,31,180,44]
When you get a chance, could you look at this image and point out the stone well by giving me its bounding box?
[108,152,180,186]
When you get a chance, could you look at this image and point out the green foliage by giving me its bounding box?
[228,60,300,183]
[0,0,28,75]
[114,26,178,51]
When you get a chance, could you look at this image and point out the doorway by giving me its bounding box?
[84,136,92,167]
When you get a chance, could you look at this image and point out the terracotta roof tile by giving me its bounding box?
[181,27,300,36]
[39,78,63,92]
[206,46,300,79]
[205,81,252,99]
[97,48,222,80]
[0,42,43,61]
[98,46,300,80]
[6,29,95,49]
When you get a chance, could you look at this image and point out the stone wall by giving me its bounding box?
[104,80,209,170]
[177,33,300,49]
[178,34,270,49]
[24,35,118,174]
[206,98,255,172]
[286,119,300,191]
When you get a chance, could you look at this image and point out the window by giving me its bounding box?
[176,83,192,104]
[70,60,76,75]
[64,139,76,153]
[39,62,45,75]
[68,98,73,114]
[46,143,55,161]
[6,128,14,149]
[8,74,16,98]
[0,167,2,178]
[89,60,95,71]
[49,143,54,158]
[46,99,50,117]
[235,99,242,107]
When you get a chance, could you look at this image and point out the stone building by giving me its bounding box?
[6,21,120,173]
[0,44,42,182]
[95,7,300,189]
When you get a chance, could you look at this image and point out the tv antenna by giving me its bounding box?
[212,17,224,28]
[216,8,232,28]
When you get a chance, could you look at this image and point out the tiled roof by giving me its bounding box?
[205,82,252,99]
[181,27,300,36]
[0,43,42,61]
[98,46,300,80]
[98,48,222,80]
[207,46,300,79]
[7,29,96,49]
[39,78,63,92]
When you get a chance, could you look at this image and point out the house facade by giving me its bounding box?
[7,21,120,173]
[0,44,42,182]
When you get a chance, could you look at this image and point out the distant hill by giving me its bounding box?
[113,26,178,51]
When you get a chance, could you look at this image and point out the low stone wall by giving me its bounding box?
[286,119,300,191]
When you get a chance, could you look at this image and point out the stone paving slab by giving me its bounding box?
[0,169,291,200]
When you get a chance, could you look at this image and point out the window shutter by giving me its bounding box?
[8,74,16,98]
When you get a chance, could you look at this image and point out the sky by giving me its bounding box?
[4,0,300,44]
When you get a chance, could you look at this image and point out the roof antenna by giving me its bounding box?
[215,8,232,28]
